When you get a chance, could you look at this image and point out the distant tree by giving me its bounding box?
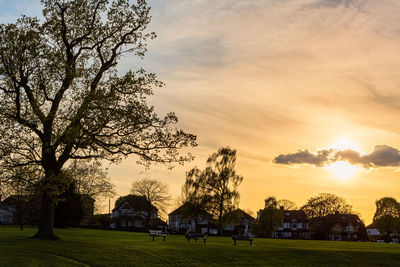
[277,199,297,210]
[301,193,352,219]
[373,197,400,242]
[257,197,284,237]
[0,0,196,240]
[66,160,115,212]
[130,178,171,230]
[185,147,243,235]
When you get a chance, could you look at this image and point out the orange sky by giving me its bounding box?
[3,0,400,224]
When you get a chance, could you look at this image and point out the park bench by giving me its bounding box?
[149,230,168,241]
[185,233,208,244]
[232,234,254,246]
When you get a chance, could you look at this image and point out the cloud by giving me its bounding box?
[304,0,367,9]
[337,145,400,168]
[274,149,334,167]
[275,145,400,169]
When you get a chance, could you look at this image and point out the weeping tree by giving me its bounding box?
[185,147,243,235]
[0,0,196,240]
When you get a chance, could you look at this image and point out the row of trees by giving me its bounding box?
[257,193,400,242]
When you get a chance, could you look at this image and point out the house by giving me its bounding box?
[366,224,399,243]
[110,195,166,230]
[168,203,216,234]
[223,209,256,236]
[310,213,367,241]
[0,197,15,224]
[366,224,381,242]
[272,210,310,239]
[0,195,40,225]
[0,194,94,226]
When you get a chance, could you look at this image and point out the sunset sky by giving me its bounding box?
[2,0,400,224]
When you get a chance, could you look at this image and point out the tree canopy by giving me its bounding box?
[301,193,352,219]
[0,0,196,240]
[256,196,284,237]
[373,197,400,242]
[130,177,171,229]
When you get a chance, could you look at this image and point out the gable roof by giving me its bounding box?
[325,213,362,226]
[283,210,308,223]
[225,209,256,225]
[114,194,157,212]
[168,203,212,218]
[310,213,364,228]
[240,209,256,223]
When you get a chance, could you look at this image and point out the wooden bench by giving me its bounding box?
[149,230,168,241]
[232,234,254,246]
[185,233,208,244]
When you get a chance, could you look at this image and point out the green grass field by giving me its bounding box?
[0,226,399,266]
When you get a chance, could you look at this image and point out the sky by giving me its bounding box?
[2,0,400,224]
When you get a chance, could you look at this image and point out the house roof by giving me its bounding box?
[113,194,157,212]
[225,209,256,225]
[169,205,185,215]
[310,213,363,228]
[239,209,256,223]
[283,210,308,223]
[0,195,36,207]
[168,203,212,217]
[326,213,362,226]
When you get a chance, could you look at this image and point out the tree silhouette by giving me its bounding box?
[373,197,400,242]
[130,178,171,230]
[257,196,284,237]
[301,193,352,219]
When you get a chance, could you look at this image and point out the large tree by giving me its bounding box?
[373,197,400,242]
[0,0,196,240]
[130,177,171,230]
[185,147,243,235]
[301,193,352,219]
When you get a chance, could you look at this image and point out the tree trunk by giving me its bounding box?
[217,208,223,236]
[32,193,59,240]
[145,204,151,231]
[17,204,23,231]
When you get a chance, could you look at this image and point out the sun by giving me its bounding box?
[324,136,361,180]
[324,161,359,180]
[330,136,359,151]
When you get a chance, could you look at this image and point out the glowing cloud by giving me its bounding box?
[275,145,400,169]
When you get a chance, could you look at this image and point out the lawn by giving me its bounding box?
[0,226,399,266]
